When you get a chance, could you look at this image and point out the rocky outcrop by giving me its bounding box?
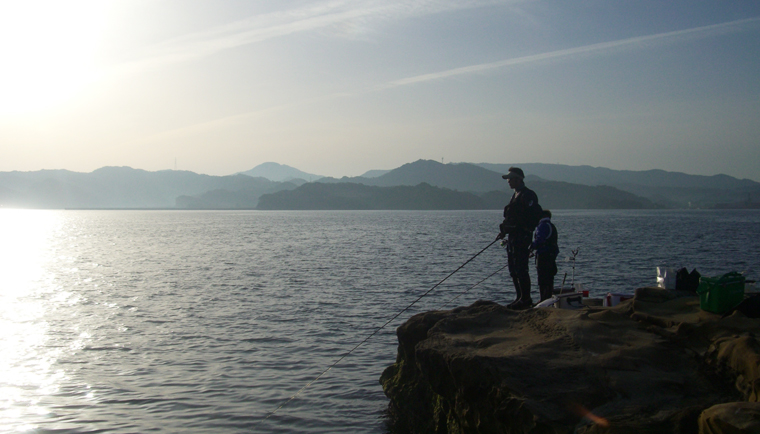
[380,288,760,433]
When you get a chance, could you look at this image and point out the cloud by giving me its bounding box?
[117,0,518,74]
[385,16,760,87]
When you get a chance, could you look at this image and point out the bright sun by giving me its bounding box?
[0,0,108,115]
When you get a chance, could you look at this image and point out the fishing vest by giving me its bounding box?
[503,186,542,233]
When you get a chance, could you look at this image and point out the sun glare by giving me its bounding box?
[0,210,62,431]
[0,1,109,115]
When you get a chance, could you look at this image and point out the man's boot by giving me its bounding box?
[512,278,533,310]
[539,283,553,302]
[506,277,522,308]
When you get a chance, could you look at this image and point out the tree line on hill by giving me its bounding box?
[256,180,656,210]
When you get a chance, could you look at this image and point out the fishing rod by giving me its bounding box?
[569,248,579,288]
[256,238,500,425]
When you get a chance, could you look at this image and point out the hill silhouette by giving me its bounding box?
[257,182,484,210]
[238,162,322,182]
[2,161,756,209]
[0,167,289,209]
[477,163,760,207]
[477,163,758,189]
[316,160,759,208]
[318,160,504,192]
[482,181,656,209]
[258,178,657,210]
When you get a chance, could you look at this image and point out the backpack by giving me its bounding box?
[527,201,543,231]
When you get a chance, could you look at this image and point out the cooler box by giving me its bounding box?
[554,292,585,309]
[697,272,745,314]
[603,292,633,307]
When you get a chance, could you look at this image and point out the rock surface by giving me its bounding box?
[380,288,760,433]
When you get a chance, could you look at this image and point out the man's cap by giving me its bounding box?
[502,167,525,180]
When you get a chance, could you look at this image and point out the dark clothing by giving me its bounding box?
[499,186,541,237]
[500,185,541,306]
[536,253,558,301]
[531,218,559,257]
[532,217,559,302]
[507,230,532,303]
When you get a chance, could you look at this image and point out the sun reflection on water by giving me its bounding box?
[0,210,65,431]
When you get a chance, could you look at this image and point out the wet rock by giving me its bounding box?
[381,289,760,433]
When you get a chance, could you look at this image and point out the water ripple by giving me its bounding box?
[1,209,759,433]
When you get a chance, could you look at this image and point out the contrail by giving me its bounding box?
[116,0,519,74]
[129,16,760,143]
[386,16,760,87]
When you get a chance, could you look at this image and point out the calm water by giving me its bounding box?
[1,209,759,433]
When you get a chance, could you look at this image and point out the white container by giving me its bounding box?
[534,297,558,308]
[656,267,676,289]
[554,292,585,309]
[535,292,586,309]
[604,292,633,307]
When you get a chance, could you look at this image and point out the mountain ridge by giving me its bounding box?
[258,180,658,210]
[311,160,760,208]
[0,166,287,209]
[238,162,322,182]
[2,161,758,209]
[476,163,758,190]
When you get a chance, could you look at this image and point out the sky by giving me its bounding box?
[1,0,759,180]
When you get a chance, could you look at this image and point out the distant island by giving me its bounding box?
[257,181,657,210]
[1,160,758,210]
[714,193,760,209]
[714,202,760,209]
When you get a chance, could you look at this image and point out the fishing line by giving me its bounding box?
[257,238,500,425]
[439,262,509,309]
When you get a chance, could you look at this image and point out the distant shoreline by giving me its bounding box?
[0,207,757,212]
[713,202,760,210]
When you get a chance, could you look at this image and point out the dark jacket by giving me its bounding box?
[531,217,559,257]
[500,185,541,236]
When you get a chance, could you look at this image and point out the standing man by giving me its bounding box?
[531,209,559,302]
[496,167,542,310]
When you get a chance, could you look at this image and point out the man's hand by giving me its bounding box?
[496,232,505,241]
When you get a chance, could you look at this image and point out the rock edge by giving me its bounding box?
[380,288,760,433]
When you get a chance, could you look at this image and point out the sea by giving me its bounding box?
[1,209,759,433]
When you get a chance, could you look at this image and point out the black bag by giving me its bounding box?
[722,294,760,319]
[528,202,543,231]
[675,267,700,292]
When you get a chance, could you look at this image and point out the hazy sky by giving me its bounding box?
[1,0,759,180]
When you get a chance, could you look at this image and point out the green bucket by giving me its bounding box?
[697,272,745,314]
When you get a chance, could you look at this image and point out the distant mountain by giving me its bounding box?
[320,160,506,192]
[339,160,759,208]
[257,182,485,210]
[477,163,760,208]
[176,181,298,209]
[372,160,505,191]
[4,160,755,210]
[0,167,296,209]
[238,162,323,182]
[257,179,657,210]
[477,163,758,189]
[359,169,391,178]
[481,180,657,210]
